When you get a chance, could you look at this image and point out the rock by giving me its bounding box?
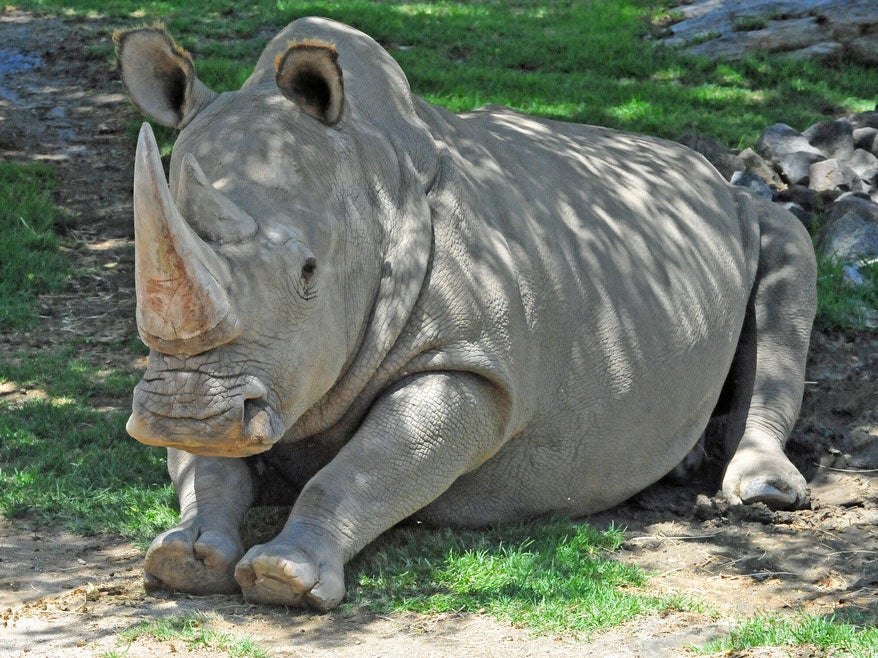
[730,171,773,200]
[847,35,878,65]
[809,159,859,192]
[662,0,878,66]
[757,123,822,161]
[828,192,878,223]
[738,147,785,188]
[775,185,820,213]
[781,202,813,229]
[779,150,825,186]
[850,111,878,130]
[860,167,878,189]
[685,16,827,60]
[804,120,854,160]
[852,127,878,154]
[677,133,743,180]
[817,195,878,261]
[842,264,865,286]
[781,41,844,61]
[757,124,824,185]
[847,148,878,178]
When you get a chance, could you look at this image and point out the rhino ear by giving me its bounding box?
[275,40,344,126]
[114,27,217,129]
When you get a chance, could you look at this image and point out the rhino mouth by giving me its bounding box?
[126,371,285,458]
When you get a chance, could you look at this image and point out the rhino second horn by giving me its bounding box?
[133,122,241,354]
[176,153,257,243]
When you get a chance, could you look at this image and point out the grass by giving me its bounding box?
[732,15,770,32]
[111,612,269,658]
[815,255,878,330]
[0,162,71,330]
[0,348,176,544]
[346,519,694,637]
[17,0,877,148]
[695,613,878,657]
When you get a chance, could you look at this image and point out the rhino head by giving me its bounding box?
[116,20,437,457]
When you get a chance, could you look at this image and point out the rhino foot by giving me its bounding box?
[144,522,243,594]
[234,540,344,611]
[721,444,809,510]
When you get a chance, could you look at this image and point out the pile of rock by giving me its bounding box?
[679,109,878,278]
[661,0,878,65]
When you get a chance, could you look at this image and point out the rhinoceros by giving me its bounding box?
[115,17,816,610]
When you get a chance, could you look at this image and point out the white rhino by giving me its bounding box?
[116,17,816,610]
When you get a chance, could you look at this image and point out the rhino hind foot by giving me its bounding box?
[143,524,242,594]
[739,475,808,509]
[234,542,344,611]
[721,446,809,511]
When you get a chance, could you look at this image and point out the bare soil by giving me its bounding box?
[1,9,875,658]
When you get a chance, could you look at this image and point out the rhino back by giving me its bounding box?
[407,104,760,519]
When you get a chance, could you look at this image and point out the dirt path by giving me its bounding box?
[1,8,875,657]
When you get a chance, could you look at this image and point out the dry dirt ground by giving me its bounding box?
[1,9,876,658]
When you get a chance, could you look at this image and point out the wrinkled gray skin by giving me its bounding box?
[117,18,816,610]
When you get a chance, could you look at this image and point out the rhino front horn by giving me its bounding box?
[133,122,241,355]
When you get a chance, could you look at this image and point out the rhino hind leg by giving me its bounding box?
[144,450,254,594]
[720,201,816,510]
[665,433,706,484]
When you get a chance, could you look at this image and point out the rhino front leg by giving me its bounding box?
[234,372,507,610]
[145,449,254,593]
[721,202,816,510]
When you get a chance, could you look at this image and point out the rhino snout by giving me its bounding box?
[127,373,284,458]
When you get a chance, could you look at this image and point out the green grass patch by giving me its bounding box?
[18,0,877,147]
[733,15,769,32]
[814,256,878,331]
[695,613,878,657]
[113,612,268,658]
[0,348,175,544]
[346,519,693,637]
[0,162,70,330]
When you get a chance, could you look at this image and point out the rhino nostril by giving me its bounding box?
[243,397,278,443]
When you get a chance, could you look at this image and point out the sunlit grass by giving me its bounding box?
[19,0,876,146]
[114,612,269,658]
[0,349,175,544]
[347,519,696,637]
[0,162,70,330]
[695,613,878,657]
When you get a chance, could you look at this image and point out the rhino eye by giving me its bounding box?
[301,257,317,282]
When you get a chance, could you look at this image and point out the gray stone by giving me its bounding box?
[780,41,845,61]
[757,123,823,160]
[738,147,785,188]
[847,34,878,65]
[850,111,878,130]
[809,158,859,192]
[46,106,67,121]
[730,171,773,200]
[781,202,813,229]
[775,185,820,212]
[778,150,825,186]
[677,133,743,180]
[817,208,878,262]
[860,167,878,188]
[829,192,878,223]
[803,120,854,160]
[847,148,878,178]
[842,264,865,286]
[852,127,877,153]
[818,194,878,261]
[662,0,878,65]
